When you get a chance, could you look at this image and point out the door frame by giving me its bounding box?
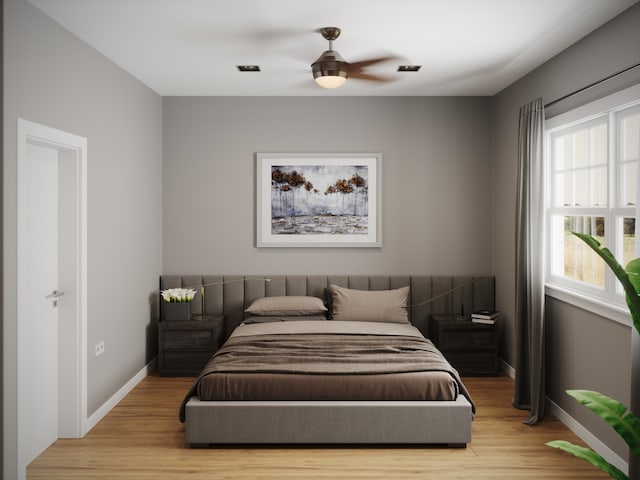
[16,119,88,474]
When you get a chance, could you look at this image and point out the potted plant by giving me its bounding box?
[160,287,197,321]
[546,232,640,480]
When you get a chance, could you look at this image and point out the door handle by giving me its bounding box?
[46,290,65,307]
[46,290,65,299]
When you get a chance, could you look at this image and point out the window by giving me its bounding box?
[545,85,639,314]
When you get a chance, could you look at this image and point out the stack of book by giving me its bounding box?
[471,310,501,324]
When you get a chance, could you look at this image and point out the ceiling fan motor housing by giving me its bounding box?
[311,49,349,81]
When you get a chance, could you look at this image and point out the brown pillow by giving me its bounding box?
[245,296,327,316]
[329,284,410,323]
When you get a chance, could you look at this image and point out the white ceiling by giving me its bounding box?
[27,0,637,96]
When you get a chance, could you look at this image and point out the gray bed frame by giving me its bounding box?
[160,274,494,447]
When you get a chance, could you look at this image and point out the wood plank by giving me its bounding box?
[27,375,611,479]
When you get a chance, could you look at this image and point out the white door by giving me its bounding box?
[20,142,60,465]
[16,119,88,480]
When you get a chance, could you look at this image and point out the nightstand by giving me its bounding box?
[429,314,499,376]
[158,316,224,376]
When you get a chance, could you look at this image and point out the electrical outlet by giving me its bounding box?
[95,341,105,357]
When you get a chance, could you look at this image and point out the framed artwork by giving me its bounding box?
[256,153,382,247]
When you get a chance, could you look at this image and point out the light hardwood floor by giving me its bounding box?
[28,374,610,479]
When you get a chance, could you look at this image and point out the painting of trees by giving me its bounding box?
[272,169,316,219]
[334,178,353,217]
[269,163,371,236]
[286,170,306,217]
[258,154,381,246]
[350,172,367,216]
[271,168,287,217]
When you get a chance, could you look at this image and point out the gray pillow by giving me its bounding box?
[329,284,410,324]
[244,296,328,316]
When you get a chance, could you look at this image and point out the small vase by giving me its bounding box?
[162,302,192,321]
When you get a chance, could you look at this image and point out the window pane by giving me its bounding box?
[622,113,640,161]
[554,172,572,206]
[550,121,608,208]
[574,169,588,206]
[623,217,636,268]
[592,165,607,206]
[563,216,605,288]
[618,106,639,208]
[621,162,637,206]
[574,129,589,168]
[572,166,607,207]
[592,123,608,166]
[554,136,570,170]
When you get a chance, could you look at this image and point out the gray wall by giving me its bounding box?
[491,2,640,460]
[163,96,493,275]
[3,0,163,477]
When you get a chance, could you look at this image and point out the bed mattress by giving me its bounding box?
[180,320,474,422]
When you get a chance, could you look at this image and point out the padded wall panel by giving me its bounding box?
[223,276,244,338]
[409,276,431,331]
[202,275,224,316]
[348,276,369,290]
[327,276,349,289]
[159,275,495,339]
[265,275,286,297]
[244,276,268,306]
[307,276,328,299]
[182,275,203,315]
[285,275,307,296]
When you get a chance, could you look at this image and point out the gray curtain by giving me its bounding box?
[513,98,546,425]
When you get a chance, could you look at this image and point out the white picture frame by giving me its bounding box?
[256,153,382,248]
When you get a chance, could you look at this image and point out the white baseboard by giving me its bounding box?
[546,397,628,475]
[85,356,157,433]
[500,358,515,379]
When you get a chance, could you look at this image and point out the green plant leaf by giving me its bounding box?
[628,258,640,290]
[566,390,640,456]
[571,232,640,336]
[546,440,628,480]
[627,257,640,335]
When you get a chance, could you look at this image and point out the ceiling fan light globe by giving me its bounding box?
[314,75,347,89]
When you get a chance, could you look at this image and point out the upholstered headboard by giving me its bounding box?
[159,275,495,339]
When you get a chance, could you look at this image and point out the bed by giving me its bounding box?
[162,275,495,447]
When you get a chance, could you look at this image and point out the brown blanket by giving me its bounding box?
[200,333,453,374]
[179,332,475,422]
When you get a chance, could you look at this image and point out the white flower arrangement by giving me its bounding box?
[160,288,197,303]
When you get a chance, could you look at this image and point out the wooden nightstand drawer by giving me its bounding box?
[162,329,217,349]
[445,352,498,376]
[439,329,495,351]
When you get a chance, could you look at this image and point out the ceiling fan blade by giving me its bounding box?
[348,71,395,83]
[348,56,398,71]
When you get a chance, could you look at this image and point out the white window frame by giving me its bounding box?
[544,84,640,327]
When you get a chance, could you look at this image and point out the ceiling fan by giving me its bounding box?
[311,27,396,89]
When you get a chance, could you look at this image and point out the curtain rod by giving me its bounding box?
[544,62,640,109]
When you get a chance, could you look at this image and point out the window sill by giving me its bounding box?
[545,283,632,329]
